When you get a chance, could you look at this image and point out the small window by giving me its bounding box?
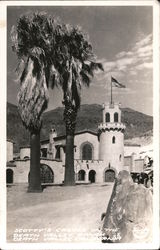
[105,113,110,122]
[119,154,122,161]
[41,148,47,158]
[114,112,118,122]
[55,147,61,159]
[112,136,116,144]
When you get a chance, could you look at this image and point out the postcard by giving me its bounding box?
[0,1,159,249]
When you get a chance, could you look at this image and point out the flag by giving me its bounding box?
[111,76,125,88]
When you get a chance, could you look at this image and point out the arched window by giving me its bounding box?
[82,143,93,160]
[6,169,13,184]
[105,112,110,122]
[112,136,116,144]
[114,112,118,122]
[78,170,86,181]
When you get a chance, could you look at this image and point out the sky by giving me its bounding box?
[7,5,153,115]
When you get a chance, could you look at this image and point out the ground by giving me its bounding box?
[7,183,114,243]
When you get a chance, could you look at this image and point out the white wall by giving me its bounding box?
[41,159,64,184]
[7,140,13,162]
[74,132,99,160]
[124,145,141,156]
[102,103,122,123]
[20,147,30,159]
[74,159,104,182]
[12,159,64,184]
[99,131,124,172]
[12,159,30,183]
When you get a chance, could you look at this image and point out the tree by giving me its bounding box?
[11,12,103,188]
[49,25,104,185]
[11,12,60,192]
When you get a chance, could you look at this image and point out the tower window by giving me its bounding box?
[105,112,110,122]
[112,136,116,144]
[114,112,118,122]
[82,143,93,160]
[119,154,122,161]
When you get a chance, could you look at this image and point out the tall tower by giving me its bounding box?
[98,102,125,175]
[48,125,57,159]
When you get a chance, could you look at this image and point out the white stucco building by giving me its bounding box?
[6,102,151,185]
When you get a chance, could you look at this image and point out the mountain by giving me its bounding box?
[7,102,153,153]
[7,102,30,152]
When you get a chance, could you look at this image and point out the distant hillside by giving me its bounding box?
[124,130,153,146]
[7,102,153,153]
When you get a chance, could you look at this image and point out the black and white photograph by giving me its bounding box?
[0,0,159,249]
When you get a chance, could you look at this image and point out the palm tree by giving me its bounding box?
[11,12,61,192]
[11,13,103,188]
[49,26,104,185]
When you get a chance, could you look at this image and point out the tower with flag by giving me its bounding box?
[98,76,126,179]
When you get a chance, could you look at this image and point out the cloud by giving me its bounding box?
[135,62,153,70]
[95,33,152,86]
[116,51,134,59]
[134,34,152,49]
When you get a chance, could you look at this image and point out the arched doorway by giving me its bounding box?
[78,170,86,181]
[89,170,96,183]
[104,169,115,182]
[6,169,13,184]
[28,164,54,184]
[40,164,54,183]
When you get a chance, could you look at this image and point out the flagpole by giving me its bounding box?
[111,76,112,104]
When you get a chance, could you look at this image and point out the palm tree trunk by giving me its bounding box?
[64,135,75,186]
[63,100,77,186]
[28,129,42,192]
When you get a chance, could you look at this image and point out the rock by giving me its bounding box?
[102,170,153,243]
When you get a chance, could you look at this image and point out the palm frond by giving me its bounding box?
[17,58,49,131]
[80,71,91,87]
[11,12,104,133]
[46,65,62,89]
[90,61,104,72]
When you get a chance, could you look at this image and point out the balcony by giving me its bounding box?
[98,122,125,132]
